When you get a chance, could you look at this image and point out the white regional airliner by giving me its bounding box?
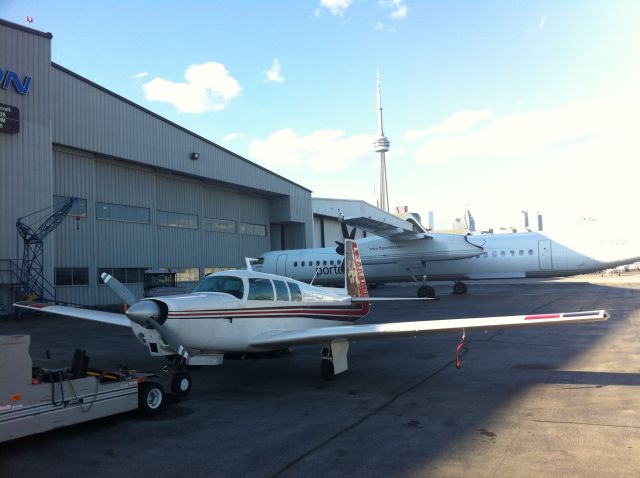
[14,240,608,398]
[254,217,640,297]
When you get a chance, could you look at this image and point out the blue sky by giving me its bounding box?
[3,1,639,231]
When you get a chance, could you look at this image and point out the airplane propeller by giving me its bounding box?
[101,273,189,359]
[335,217,357,256]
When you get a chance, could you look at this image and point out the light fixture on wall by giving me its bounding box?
[190,152,200,160]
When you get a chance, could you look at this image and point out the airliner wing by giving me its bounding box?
[13,301,131,327]
[343,216,432,240]
[249,310,608,348]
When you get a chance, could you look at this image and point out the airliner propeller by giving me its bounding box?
[100,273,189,359]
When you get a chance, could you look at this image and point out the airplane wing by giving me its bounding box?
[249,310,608,348]
[343,216,432,241]
[13,301,131,327]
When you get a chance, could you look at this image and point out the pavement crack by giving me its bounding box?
[268,351,466,478]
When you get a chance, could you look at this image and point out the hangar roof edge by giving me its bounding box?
[0,18,53,39]
[49,62,312,194]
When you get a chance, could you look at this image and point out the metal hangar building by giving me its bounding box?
[0,19,313,311]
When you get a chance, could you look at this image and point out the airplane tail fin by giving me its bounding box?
[345,239,369,298]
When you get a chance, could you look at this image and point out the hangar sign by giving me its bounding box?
[0,103,20,134]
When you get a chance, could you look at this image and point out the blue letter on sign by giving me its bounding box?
[1,70,32,95]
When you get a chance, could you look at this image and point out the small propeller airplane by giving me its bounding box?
[14,240,609,397]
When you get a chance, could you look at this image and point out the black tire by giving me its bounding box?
[171,371,193,397]
[453,282,468,295]
[138,381,164,416]
[320,359,336,381]
[417,285,436,299]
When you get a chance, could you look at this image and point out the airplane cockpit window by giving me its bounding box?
[273,279,290,301]
[287,282,302,302]
[248,278,274,300]
[192,275,244,299]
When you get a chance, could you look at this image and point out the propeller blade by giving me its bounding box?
[101,272,138,307]
[147,318,190,359]
[341,221,350,240]
[349,227,357,240]
[335,241,345,256]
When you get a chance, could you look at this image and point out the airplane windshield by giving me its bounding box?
[192,275,244,299]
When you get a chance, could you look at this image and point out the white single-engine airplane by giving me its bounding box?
[15,240,608,398]
[254,216,640,298]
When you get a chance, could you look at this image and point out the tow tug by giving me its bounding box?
[0,335,166,443]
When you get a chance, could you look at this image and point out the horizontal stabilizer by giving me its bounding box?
[13,301,131,327]
[249,310,608,348]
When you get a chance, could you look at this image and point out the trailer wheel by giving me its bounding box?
[171,371,193,397]
[138,382,164,415]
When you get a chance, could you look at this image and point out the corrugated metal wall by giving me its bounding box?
[53,150,274,305]
[0,24,54,307]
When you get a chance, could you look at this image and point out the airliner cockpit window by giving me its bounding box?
[192,275,244,299]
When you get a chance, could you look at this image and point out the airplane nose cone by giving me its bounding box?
[126,301,160,326]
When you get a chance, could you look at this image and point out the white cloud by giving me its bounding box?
[142,62,241,113]
[317,0,353,17]
[539,16,546,29]
[265,58,284,83]
[403,109,493,141]
[133,72,148,79]
[412,96,639,165]
[223,133,245,143]
[379,0,407,20]
[249,128,374,171]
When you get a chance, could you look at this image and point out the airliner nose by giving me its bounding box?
[126,301,161,326]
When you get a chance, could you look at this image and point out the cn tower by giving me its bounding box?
[373,72,390,212]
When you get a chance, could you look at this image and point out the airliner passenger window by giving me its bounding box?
[247,278,274,300]
[528,249,534,255]
[323,260,327,266]
[287,282,302,302]
[483,252,488,258]
[519,250,524,256]
[293,261,298,267]
[192,275,244,299]
[510,250,515,256]
[301,261,305,267]
[316,261,320,266]
[492,251,497,258]
[273,279,290,301]
[500,251,505,257]
[330,260,334,265]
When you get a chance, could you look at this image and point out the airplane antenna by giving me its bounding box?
[373,71,390,212]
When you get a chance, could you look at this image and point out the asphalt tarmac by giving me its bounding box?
[1,274,639,477]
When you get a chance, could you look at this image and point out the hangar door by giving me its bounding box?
[276,254,288,276]
[538,240,553,270]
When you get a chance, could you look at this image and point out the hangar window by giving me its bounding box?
[248,278,274,300]
[98,267,147,284]
[239,222,267,236]
[53,195,87,217]
[204,267,235,276]
[203,217,236,233]
[157,210,197,229]
[173,267,200,283]
[55,267,89,286]
[273,280,290,301]
[287,282,303,302]
[97,202,150,223]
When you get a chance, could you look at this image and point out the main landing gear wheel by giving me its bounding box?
[171,371,193,397]
[320,359,336,381]
[453,282,468,295]
[138,381,165,416]
[417,285,436,299]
